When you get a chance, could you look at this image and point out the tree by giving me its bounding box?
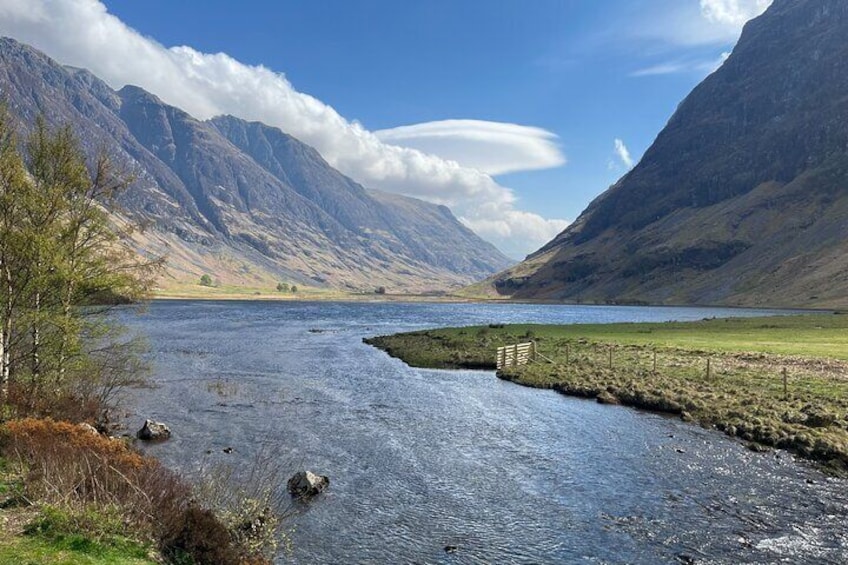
[276,282,289,292]
[199,274,213,287]
[290,285,297,294]
[0,109,29,401]
[0,112,161,418]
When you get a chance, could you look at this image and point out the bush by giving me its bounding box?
[199,274,214,287]
[160,505,240,565]
[276,282,289,292]
[0,418,279,564]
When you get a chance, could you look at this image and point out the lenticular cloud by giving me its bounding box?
[0,0,568,258]
[375,120,566,177]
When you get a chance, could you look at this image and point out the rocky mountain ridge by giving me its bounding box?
[0,37,511,292]
[482,0,848,308]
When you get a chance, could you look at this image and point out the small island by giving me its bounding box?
[365,313,848,475]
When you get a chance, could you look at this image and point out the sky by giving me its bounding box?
[0,0,771,258]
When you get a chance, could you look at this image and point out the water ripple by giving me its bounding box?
[118,300,848,564]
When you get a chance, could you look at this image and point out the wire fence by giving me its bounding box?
[501,339,848,402]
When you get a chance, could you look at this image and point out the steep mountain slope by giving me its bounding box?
[209,116,508,279]
[488,0,848,308]
[0,37,511,292]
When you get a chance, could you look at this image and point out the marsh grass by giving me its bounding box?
[365,314,848,474]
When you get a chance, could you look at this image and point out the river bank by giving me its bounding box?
[153,282,491,303]
[365,314,848,475]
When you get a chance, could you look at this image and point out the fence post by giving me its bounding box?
[608,345,613,369]
[706,357,711,379]
[782,367,788,399]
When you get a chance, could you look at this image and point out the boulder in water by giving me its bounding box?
[136,419,171,441]
[287,470,329,498]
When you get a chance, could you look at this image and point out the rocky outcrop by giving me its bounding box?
[136,419,171,441]
[287,470,329,498]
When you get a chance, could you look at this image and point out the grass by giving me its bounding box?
[0,536,156,565]
[153,280,480,303]
[365,313,848,474]
[0,453,157,565]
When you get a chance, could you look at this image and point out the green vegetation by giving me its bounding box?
[0,535,156,565]
[0,112,161,420]
[275,282,298,294]
[366,314,848,474]
[1,452,156,564]
[199,274,214,287]
[0,506,157,565]
[0,113,287,564]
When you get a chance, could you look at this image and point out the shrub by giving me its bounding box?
[276,282,289,292]
[160,505,240,565]
[199,274,214,287]
[0,418,279,564]
[194,446,294,562]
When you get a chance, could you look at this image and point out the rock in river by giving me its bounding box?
[136,419,171,441]
[288,470,329,498]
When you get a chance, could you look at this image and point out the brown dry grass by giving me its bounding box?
[0,418,278,564]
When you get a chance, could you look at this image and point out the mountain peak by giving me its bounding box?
[0,36,511,292]
[488,0,848,308]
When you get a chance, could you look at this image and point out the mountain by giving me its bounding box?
[0,37,511,292]
[483,0,848,308]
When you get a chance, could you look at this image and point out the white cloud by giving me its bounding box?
[374,120,565,176]
[700,0,772,27]
[614,139,634,169]
[630,51,732,77]
[630,0,770,48]
[0,0,567,258]
[630,61,688,77]
[461,208,569,260]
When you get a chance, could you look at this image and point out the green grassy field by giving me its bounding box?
[365,314,848,474]
[0,535,157,565]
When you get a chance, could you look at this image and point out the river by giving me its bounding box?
[119,300,848,564]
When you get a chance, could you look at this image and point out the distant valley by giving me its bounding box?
[0,37,512,294]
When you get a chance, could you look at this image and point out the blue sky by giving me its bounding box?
[0,0,771,257]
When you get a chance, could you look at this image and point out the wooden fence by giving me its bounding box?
[496,342,536,369]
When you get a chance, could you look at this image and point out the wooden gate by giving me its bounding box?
[496,342,536,369]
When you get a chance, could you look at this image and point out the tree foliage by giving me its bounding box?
[0,111,161,420]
